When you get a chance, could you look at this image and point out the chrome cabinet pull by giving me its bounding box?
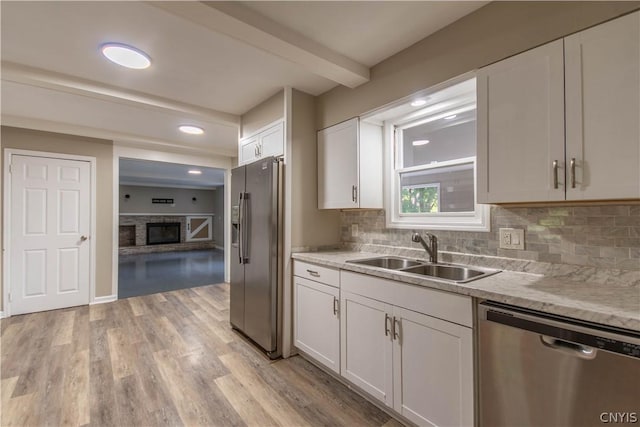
[385,313,391,337]
[80,235,88,242]
[351,185,356,202]
[552,160,559,189]
[306,269,320,278]
[392,316,400,340]
[333,297,339,316]
[570,158,576,188]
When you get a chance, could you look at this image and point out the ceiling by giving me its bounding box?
[1,1,487,157]
[119,158,225,189]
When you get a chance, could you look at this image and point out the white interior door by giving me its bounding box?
[9,154,91,315]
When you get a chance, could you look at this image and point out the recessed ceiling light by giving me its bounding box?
[444,114,457,120]
[101,43,151,69]
[179,125,204,135]
[410,99,428,107]
[188,170,202,175]
[412,139,430,146]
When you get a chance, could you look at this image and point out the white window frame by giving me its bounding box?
[380,76,490,231]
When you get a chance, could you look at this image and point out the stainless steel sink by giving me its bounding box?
[347,256,423,270]
[346,255,499,283]
[401,264,494,283]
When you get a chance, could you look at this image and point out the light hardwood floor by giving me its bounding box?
[1,284,402,426]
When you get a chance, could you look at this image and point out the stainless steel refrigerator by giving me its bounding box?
[230,157,282,358]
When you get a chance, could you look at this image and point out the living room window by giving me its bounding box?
[374,76,489,231]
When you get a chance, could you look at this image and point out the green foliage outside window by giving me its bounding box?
[401,186,439,213]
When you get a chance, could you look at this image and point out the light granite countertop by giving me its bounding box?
[291,250,640,332]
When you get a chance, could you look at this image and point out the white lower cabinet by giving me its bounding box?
[340,291,394,405]
[392,306,474,427]
[340,271,474,427]
[293,263,340,374]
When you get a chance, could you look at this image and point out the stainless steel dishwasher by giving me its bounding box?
[478,302,640,427]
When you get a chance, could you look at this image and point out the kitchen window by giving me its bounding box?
[378,76,490,231]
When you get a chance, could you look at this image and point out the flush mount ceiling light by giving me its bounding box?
[101,43,151,69]
[412,139,430,146]
[178,125,204,135]
[444,114,457,120]
[410,99,428,107]
[188,170,202,175]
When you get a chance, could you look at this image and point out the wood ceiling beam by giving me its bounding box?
[149,1,370,88]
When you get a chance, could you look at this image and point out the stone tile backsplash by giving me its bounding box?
[341,205,640,270]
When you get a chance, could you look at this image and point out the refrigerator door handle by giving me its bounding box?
[242,193,250,263]
[238,192,244,264]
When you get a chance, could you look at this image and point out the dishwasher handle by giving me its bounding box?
[479,302,640,359]
[540,335,597,360]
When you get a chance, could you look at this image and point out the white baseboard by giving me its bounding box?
[91,295,117,305]
[214,245,224,251]
[0,311,5,319]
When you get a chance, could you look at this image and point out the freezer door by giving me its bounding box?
[229,165,246,330]
[243,158,279,352]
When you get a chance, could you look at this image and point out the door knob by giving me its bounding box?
[80,235,88,242]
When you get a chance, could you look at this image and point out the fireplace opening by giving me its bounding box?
[147,222,181,245]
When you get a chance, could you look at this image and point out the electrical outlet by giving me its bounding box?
[499,228,525,250]
[351,223,359,238]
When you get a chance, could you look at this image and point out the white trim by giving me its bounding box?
[282,87,293,358]
[214,245,225,251]
[0,311,6,319]
[120,212,216,216]
[90,295,117,305]
[3,149,98,316]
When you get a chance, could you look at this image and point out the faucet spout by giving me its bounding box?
[411,232,438,264]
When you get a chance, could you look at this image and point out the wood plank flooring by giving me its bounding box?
[1,284,402,427]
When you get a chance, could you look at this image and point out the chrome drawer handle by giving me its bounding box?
[306,269,320,278]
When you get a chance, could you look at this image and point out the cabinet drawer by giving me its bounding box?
[293,260,339,287]
[341,271,472,327]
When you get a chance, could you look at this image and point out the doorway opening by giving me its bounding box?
[118,158,225,298]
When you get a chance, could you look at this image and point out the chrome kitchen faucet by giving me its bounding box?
[411,232,438,264]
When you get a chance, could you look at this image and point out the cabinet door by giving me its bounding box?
[294,277,340,373]
[477,40,565,203]
[260,122,284,158]
[565,11,640,200]
[318,118,359,209]
[240,136,259,165]
[392,307,473,427]
[341,291,393,406]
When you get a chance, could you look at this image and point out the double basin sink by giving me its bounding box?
[346,256,499,284]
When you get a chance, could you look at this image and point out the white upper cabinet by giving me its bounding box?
[477,40,565,203]
[318,117,383,209]
[478,11,639,203]
[238,120,284,165]
[564,11,640,200]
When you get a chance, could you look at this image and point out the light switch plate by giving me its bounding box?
[499,228,525,250]
[351,223,359,237]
